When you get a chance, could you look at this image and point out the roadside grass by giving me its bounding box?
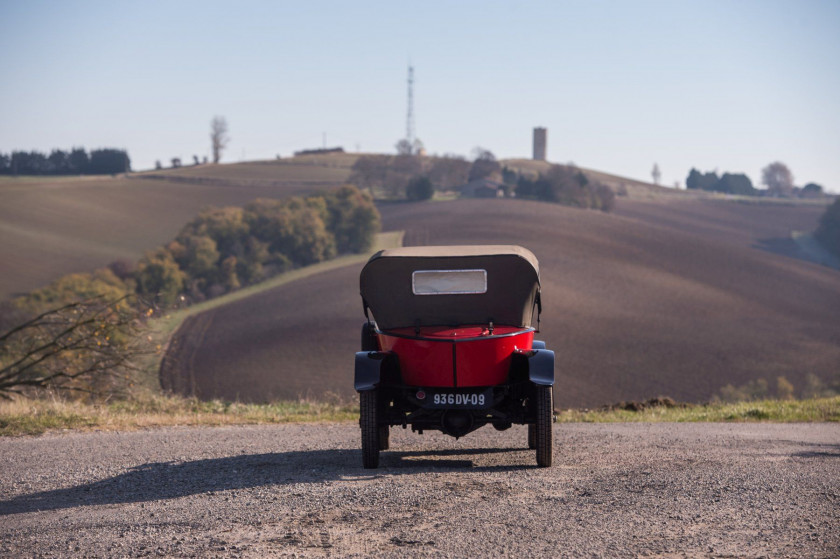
[2,396,837,437]
[556,396,840,423]
[0,394,358,437]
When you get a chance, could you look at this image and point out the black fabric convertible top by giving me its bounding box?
[359,245,540,330]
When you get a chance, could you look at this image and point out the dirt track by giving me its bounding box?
[163,197,840,407]
[1,423,838,557]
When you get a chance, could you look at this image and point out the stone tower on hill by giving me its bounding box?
[533,127,547,161]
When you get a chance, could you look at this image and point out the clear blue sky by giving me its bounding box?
[2,0,838,191]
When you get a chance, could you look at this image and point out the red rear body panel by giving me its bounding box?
[377,325,534,388]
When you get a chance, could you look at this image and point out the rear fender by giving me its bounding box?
[354,351,395,392]
[513,348,555,386]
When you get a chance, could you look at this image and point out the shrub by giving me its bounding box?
[18,269,131,310]
[321,185,381,253]
[244,197,336,265]
[776,376,795,400]
[516,164,614,212]
[135,249,187,307]
[716,378,770,402]
[0,296,147,398]
[801,373,838,399]
[406,176,434,201]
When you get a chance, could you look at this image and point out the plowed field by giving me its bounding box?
[163,197,840,407]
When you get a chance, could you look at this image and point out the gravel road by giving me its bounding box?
[1,423,838,558]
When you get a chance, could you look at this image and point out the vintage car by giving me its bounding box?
[354,245,554,468]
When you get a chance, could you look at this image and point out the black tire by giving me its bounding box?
[535,385,553,467]
[527,424,536,449]
[361,323,378,351]
[379,425,390,450]
[360,390,380,468]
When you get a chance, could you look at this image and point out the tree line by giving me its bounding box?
[515,164,615,211]
[686,161,825,198]
[350,148,614,211]
[0,147,131,176]
[349,152,470,199]
[133,185,379,306]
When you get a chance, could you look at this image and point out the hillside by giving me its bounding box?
[133,155,357,185]
[0,153,669,299]
[163,196,839,407]
[4,155,838,408]
[0,157,354,299]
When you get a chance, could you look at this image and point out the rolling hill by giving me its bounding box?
[3,155,837,407]
[0,158,354,299]
[161,196,839,407]
[0,152,672,300]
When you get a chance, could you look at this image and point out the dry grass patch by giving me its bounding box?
[2,395,838,437]
[557,396,840,423]
[0,394,357,436]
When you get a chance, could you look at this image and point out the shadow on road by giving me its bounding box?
[0,447,533,516]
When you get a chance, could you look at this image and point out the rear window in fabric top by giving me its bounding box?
[412,269,487,295]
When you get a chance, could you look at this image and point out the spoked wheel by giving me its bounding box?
[527,424,537,449]
[360,390,380,468]
[535,385,554,467]
[378,426,390,450]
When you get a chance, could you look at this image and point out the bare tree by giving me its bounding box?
[468,147,501,181]
[762,161,794,197]
[210,116,230,164]
[651,163,661,185]
[0,297,149,398]
[349,155,392,193]
[395,139,412,156]
[428,155,470,190]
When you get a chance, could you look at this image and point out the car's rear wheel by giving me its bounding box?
[360,390,380,468]
[535,385,553,467]
[527,424,536,449]
[378,425,390,450]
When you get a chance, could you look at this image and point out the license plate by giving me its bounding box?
[425,389,492,409]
